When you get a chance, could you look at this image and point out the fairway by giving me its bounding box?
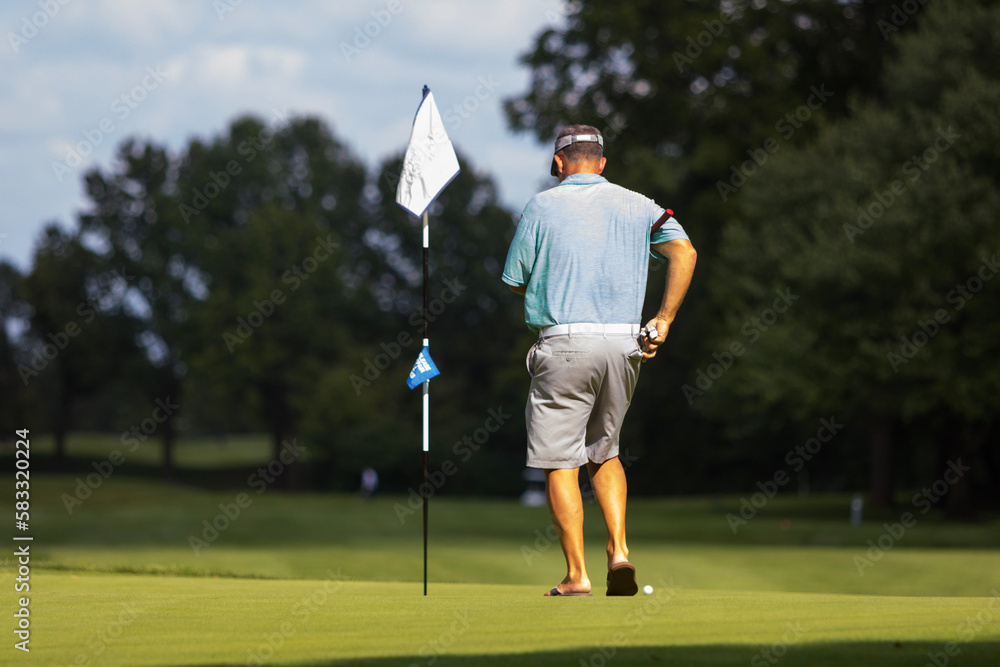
[2,473,1000,665]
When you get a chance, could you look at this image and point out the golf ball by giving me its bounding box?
[643,585,653,595]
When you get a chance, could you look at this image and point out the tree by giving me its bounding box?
[505,0,912,246]
[180,115,371,471]
[503,0,929,495]
[187,204,349,477]
[706,0,1000,510]
[81,140,197,477]
[0,261,29,436]
[300,153,531,493]
[80,115,373,476]
[18,226,137,464]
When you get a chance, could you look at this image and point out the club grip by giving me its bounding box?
[651,209,674,234]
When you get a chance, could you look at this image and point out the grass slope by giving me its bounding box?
[13,476,1000,596]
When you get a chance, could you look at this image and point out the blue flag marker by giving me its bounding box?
[407,346,440,389]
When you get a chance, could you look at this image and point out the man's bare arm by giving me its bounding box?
[509,284,527,296]
[642,238,697,360]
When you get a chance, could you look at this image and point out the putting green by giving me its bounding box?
[28,541,1000,598]
[4,475,1000,664]
[5,571,998,666]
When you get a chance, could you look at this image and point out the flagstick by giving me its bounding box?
[397,85,456,597]
[422,210,430,597]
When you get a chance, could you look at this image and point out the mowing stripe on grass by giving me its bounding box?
[6,572,999,666]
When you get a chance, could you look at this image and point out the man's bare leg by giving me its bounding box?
[587,456,630,569]
[543,467,591,595]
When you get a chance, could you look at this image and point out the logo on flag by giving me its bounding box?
[395,88,460,217]
[407,346,440,389]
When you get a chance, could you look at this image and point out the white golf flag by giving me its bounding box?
[395,90,460,217]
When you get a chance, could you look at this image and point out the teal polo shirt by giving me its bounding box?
[502,173,689,333]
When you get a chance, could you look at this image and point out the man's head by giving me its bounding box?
[550,124,606,180]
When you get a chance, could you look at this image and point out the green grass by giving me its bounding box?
[13,431,275,468]
[2,474,999,665]
[7,573,1000,666]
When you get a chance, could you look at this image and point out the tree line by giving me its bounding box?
[2,0,998,511]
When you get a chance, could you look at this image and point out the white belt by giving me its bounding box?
[539,323,640,339]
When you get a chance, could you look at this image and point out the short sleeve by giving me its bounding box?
[502,212,536,287]
[649,208,689,260]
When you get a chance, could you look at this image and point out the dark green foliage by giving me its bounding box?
[5,2,998,504]
[707,0,1000,509]
[16,227,139,462]
[505,0,998,504]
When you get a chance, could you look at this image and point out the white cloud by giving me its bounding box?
[167,44,309,94]
[93,0,203,46]
[407,0,563,53]
[0,0,560,270]
[197,45,252,87]
[0,71,64,130]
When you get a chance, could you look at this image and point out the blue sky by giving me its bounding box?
[0,0,567,272]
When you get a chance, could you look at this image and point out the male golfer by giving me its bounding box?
[503,125,697,596]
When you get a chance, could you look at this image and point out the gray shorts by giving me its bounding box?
[524,331,643,469]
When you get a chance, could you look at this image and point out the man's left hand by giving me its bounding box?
[639,317,671,361]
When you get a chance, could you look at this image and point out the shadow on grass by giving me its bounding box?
[202,641,1000,667]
